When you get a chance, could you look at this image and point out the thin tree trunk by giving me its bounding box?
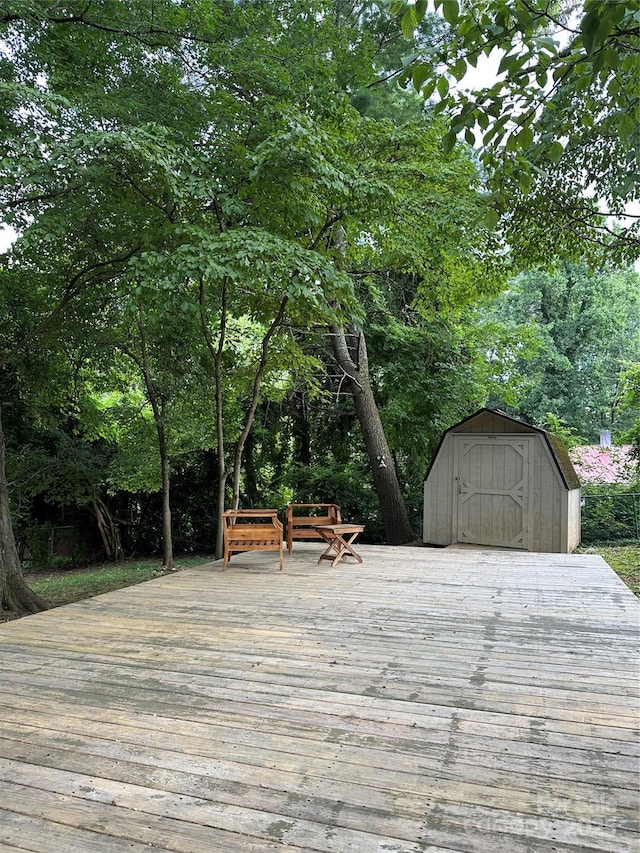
[331,326,415,545]
[243,427,261,506]
[215,459,227,561]
[159,438,173,568]
[137,312,173,569]
[92,498,124,561]
[200,276,228,560]
[230,297,288,509]
[200,278,288,552]
[0,405,48,615]
[292,390,311,467]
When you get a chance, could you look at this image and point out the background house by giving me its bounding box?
[570,432,638,485]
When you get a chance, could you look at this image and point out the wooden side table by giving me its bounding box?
[315,524,365,567]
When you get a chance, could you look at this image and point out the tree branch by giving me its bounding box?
[0,245,141,370]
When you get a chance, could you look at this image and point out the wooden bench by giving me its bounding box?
[285,503,342,555]
[222,509,284,571]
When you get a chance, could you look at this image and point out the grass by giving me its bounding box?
[578,543,640,598]
[26,556,212,608]
[20,544,640,610]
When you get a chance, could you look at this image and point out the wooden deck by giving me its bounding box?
[0,544,638,852]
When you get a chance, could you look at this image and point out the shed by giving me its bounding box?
[423,408,581,553]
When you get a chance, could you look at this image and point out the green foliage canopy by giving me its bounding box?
[386,0,640,266]
[487,262,640,441]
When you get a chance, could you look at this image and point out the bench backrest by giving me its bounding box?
[223,509,282,538]
[286,504,341,553]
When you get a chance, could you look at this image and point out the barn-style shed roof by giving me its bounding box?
[425,408,581,491]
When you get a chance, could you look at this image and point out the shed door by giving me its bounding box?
[454,435,532,549]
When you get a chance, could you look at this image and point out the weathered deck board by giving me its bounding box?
[0,545,638,852]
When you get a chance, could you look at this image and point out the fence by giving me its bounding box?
[581,492,640,544]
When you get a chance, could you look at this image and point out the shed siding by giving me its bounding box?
[530,435,563,552]
[456,411,532,435]
[423,435,455,545]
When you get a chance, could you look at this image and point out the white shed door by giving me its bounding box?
[454,435,532,549]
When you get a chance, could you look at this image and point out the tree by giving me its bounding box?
[0,1,232,611]
[331,327,415,543]
[133,224,356,558]
[486,262,640,440]
[619,363,640,462]
[0,406,48,612]
[0,0,513,607]
[387,0,640,265]
[100,300,218,570]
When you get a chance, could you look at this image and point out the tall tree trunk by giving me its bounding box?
[137,313,173,569]
[200,277,288,554]
[215,457,227,561]
[0,405,48,615]
[331,327,415,545]
[243,427,261,506]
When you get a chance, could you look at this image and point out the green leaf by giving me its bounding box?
[498,52,516,76]
[535,68,548,88]
[420,79,437,100]
[437,75,450,99]
[505,131,519,153]
[412,63,432,90]
[484,208,500,229]
[581,7,601,54]
[518,170,532,194]
[452,57,467,81]
[573,72,591,95]
[401,7,417,38]
[548,141,564,164]
[602,46,619,72]
[401,51,420,68]
[519,126,534,149]
[442,0,459,26]
[442,129,457,154]
[618,112,637,145]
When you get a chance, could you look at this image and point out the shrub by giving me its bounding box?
[581,484,640,544]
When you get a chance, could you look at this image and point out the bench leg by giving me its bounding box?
[221,544,283,571]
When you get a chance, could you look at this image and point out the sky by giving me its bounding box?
[0,225,17,253]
